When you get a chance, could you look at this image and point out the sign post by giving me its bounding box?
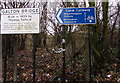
[1,8,40,83]
[88,25,93,83]
[3,35,8,83]
[32,34,37,83]
[0,12,2,82]
[61,25,66,83]
[55,7,96,82]
[0,35,2,82]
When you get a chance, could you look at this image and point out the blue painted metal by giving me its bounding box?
[55,8,96,24]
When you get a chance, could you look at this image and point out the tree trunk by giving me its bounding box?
[102,2,109,47]
[118,8,120,59]
[101,2,109,63]
[84,39,90,81]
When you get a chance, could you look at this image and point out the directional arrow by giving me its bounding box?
[56,9,63,24]
[55,8,96,25]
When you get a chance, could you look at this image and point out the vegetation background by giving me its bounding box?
[0,0,120,82]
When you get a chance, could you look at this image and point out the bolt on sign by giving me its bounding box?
[1,8,40,34]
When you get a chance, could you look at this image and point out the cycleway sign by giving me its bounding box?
[55,7,96,24]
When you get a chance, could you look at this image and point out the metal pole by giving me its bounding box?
[62,25,66,83]
[0,11,2,82]
[0,35,2,82]
[88,25,93,83]
[3,35,7,83]
[32,35,36,83]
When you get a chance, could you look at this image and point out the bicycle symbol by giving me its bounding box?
[87,16,95,23]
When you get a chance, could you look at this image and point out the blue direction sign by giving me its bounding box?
[55,8,96,24]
